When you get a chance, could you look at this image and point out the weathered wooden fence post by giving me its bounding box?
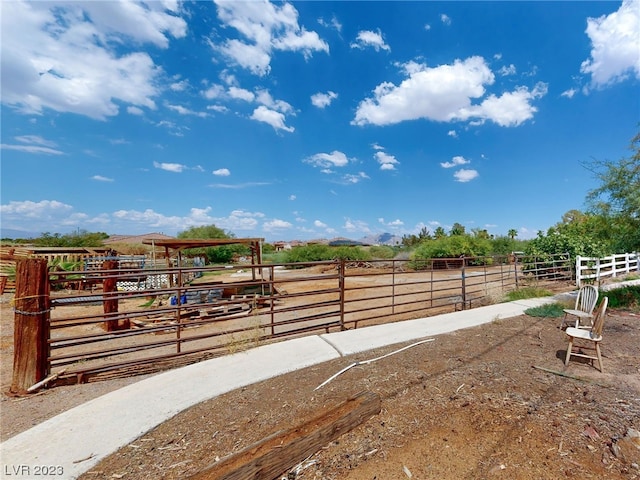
[11,258,50,394]
[102,260,123,331]
[461,261,467,310]
[339,258,346,330]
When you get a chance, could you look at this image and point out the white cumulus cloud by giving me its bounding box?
[1,1,187,120]
[311,91,338,108]
[304,151,350,169]
[441,155,470,168]
[250,106,295,132]
[153,161,186,173]
[581,0,640,88]
[228,86,256,102]
[352,56,547,128]
[454,169,479,182]
[213,168,231,176]
[350,29,391,51]
[342,172,369,184]
[374,151,400,171]
[498,64,517,76]
[0,199,73,219]
[263,219,293,231]
[343,218,371,234]
[213,0,329,76]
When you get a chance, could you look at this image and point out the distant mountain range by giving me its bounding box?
[359,232,403,246]
[0,228,39,239]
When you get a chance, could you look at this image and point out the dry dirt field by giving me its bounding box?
[2,286,640,479]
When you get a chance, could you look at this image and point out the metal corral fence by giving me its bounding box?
[576,253,639,287]
[12,253,572,388]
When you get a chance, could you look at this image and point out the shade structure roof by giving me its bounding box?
[142,238,264,264]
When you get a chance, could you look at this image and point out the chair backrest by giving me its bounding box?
[576,285,599,314]
[591,296,608,338]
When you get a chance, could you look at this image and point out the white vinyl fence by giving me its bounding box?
[576,253,639,287]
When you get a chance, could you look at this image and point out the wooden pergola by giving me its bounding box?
[142,238,264,279]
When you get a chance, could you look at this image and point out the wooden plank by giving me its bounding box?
[188,391,381,480]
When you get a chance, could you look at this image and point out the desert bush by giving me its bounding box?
[204,244,250,264]
[332,246,372,261]
[262,251,288,264]
[505,287,553,301]
[604,285,640,309]
[283,244,333,263]
[283,245,372,263]
[368,245,395,259]
[524,303,565,317]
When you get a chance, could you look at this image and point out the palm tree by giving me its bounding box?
[508,229,518,240]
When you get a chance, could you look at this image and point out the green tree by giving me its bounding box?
[491,236,518,256]
[585,131,640,252]
[507,229,518,240]
[402,226,431,248]
[525,227,607,260]
[433,226,446,239]
[177,224,246,264]
[449,223,465,236]
[472,228,491,239]
[177,225,232,239]
[418,226,432,241]
[401,234,419,247]
[262,243,276,254]
[33,230,108,247]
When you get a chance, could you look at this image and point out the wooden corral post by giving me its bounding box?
[11,258,50,394]
[461,262,467,310]
[0,274,7,295]
[102,260,125,331]
[339,258,346,330]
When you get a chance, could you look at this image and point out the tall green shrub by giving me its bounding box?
[524,228,607,259]
[283,245,372,263]
[368,245,395,259]
[412,235,492,260]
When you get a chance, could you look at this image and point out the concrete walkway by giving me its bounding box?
[1,296,558,479]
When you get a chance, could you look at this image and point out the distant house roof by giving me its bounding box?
[103,233,176,245]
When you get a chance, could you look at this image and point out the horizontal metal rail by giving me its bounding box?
[43,255,570,383]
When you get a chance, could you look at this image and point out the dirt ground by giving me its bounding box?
[2,289,639,479]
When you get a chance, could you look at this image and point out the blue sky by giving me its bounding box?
[1,1,639,242]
